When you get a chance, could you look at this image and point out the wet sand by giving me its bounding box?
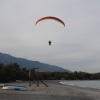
[0,80,100,100]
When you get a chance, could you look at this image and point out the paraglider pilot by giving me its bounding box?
[48,41,51,46]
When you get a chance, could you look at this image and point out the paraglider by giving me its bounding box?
[35,16,65,46]
[48,41,51,46]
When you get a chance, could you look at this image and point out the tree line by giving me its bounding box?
[0,63,100,82]
[0,63,28,82]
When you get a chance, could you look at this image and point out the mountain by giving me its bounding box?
[0,52,72,72]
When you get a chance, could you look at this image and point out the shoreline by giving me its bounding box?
[0,80,100,100]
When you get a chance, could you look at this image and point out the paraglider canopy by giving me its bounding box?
[35,16,65,27]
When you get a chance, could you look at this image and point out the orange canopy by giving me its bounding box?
[35,16,65,27]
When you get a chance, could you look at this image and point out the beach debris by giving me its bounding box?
[16,80,22,82]
[81,86,86,88]
[59,81,66,84]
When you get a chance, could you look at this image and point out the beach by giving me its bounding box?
[0,80,100,100]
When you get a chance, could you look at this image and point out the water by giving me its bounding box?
[59,80,100,89]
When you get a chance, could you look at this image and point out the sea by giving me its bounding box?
[59,80,100,89]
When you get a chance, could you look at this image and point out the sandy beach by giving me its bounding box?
[0,80,100,100]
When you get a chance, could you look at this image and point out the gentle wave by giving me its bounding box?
[59,80,100,89]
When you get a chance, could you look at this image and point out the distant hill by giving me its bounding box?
[0,52,72,72]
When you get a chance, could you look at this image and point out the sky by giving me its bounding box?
[0,0,100,73]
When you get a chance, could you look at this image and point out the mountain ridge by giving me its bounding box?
[0,52,72,72]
